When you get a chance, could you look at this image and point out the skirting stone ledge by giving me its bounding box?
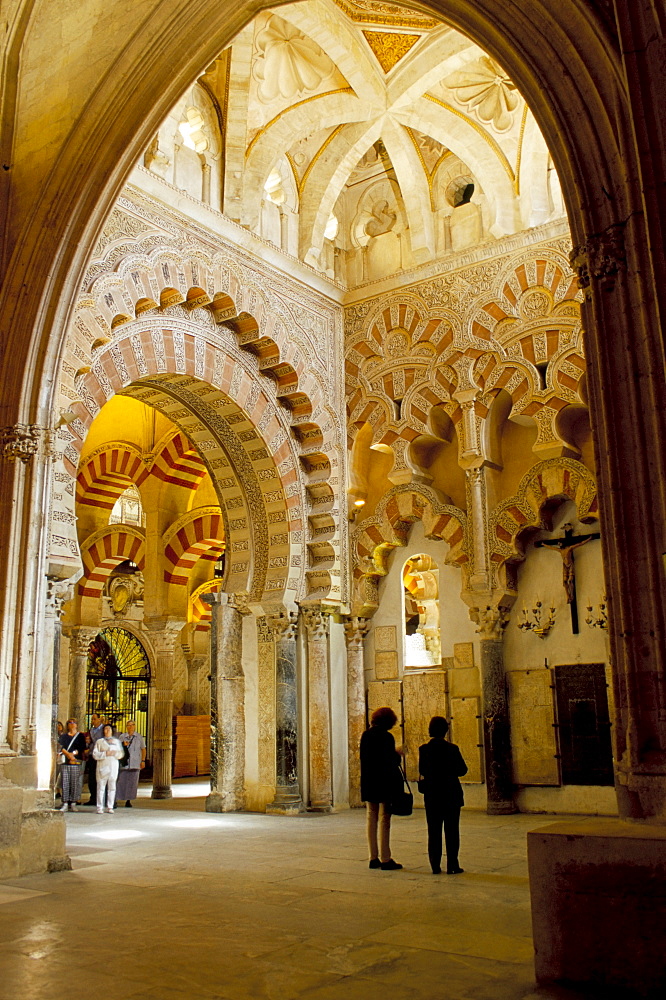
[528,818,666,996]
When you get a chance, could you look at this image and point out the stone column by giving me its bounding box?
[266,611,302,814]
[344,616,369,808]
[302,607,332,812]
[45,578,73,795]
[64,626,98,727]
[204,593,245,813]
[472,606,515,815]
[145,619,182,800]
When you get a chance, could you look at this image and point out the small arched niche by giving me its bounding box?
[402,553,441,669]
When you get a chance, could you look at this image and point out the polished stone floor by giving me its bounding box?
[0,782,595,1000]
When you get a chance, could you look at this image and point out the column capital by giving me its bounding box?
[343,615,369,648]
[469,604,511,640]
[301,606,330,639]
[267,610,298,641]
[46,576,76,620]
[570,221,627,300]
[63,624,98,655]
[0,423,43,463]
[143,618,184,653]
[202,591,250,614]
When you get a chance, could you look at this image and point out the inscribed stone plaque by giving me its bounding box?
[367,681,402,730]
[374,625,397,651]
[507,669,559,786]
[450,696,483,783]
[403,671,448,781]
[375,650,398,680]
[453,642,474,670]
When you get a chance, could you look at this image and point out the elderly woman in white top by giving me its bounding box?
[92,723,124,813]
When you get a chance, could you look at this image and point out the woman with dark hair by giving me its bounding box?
[360,706,404,871]
[418,716,468,874]
[58,718,87,812]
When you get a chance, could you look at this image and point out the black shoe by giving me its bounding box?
[432,868,442,874]
[125,800,132,807]
[368,858,381,869]
[446,867,464,874]
[380,860,403,870]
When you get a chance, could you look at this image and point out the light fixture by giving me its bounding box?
[517,601,556,639]
[354,499,366,507]
[585,597,608,630]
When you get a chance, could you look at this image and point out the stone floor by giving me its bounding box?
[0,781,596,1000]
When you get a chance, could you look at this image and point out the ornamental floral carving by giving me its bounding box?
[253,15,337,103]
[444,57,519,132]
[1,424,41,463]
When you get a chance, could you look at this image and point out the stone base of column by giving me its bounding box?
[151,787,173,800]
[307,803,332,814]
[486,797,516,815]
[266,789,303,815]
[528,819,666,995]
[0,787,69,878]
[205,790,242,813]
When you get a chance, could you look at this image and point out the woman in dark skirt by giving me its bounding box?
[58,718,87,812]
[360,706,404,871]
[418,716,468,874]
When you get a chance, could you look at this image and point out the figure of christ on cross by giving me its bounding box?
[535,522,600,634]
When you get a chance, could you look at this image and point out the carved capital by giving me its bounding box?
[267,610,298,642]
[144,618,184,654]
[343,616,369,648]
[0,424,41,463]
[64,625,99,656]
[301,606,330,640]
[469,604,510,640]
[570,222,626,300]
[46,576,75,619]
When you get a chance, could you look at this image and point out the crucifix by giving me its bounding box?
[535,522,600,634]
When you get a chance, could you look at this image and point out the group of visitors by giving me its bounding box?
[360,707,467,874]
[57,714,146,814]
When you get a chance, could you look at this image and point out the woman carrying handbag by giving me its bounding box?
[359,706,405,871]
[58,718,87,812]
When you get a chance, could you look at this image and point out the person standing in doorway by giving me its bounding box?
[85,713,105,806]
[58,719,87,812]
[92,723,124,813]
[360,706,404,871]
[418,716,467,874]
[115,719,146,807]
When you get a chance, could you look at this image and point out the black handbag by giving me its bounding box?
[118,736,132,768]
[391,765,413,816]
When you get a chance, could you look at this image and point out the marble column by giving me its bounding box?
[302,607,332,812]
[204,593,245,813]
[344,616,369,808]
[474,607,515,815]
[64,626,98,727]
[145,620,182,800]
[45,579,73,796]
[266,611,302,815]
[184,654,206,716]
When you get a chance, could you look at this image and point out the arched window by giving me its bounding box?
[109,485,145,527]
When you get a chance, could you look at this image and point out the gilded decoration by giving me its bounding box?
[362,30,421,73]
[334,0,438,30]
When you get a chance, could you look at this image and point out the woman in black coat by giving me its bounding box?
[360,706,404,871]
[418,716,468,874]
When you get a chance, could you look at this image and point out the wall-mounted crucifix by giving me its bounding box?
[535,522,600,633]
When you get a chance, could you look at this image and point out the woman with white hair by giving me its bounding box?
[92,723,124,813]
[115,719,146,807]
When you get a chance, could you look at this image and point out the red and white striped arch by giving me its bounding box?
[163,507,225,585]
[77,444,148,510]
[79,525,146,598]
